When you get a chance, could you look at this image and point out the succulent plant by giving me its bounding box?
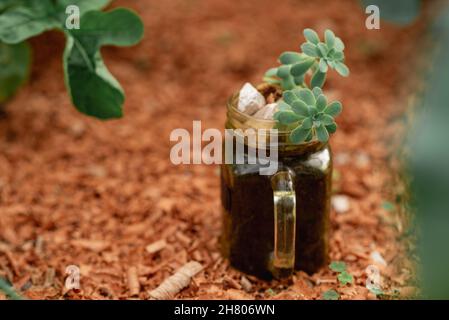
[274,87,342,143]
[265,28,349,143]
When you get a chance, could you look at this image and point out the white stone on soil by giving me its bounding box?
[331,195,350,213]
[253,103,278,120]
[238,83,266,115]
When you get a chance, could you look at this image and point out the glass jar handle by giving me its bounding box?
[270,170,296,278]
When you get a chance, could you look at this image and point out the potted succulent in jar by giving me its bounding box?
[221,28,349,279]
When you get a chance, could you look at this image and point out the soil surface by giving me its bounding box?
[0,0,423,299]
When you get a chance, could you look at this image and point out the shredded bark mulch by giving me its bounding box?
[0,0,423,299]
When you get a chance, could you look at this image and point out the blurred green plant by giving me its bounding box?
[0,277,22,300]
[361,0,421,25]
[329,261,354,286]
[0,0,144,119]
[265,28,348,143]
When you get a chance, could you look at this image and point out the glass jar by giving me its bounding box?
[220,93,332,279]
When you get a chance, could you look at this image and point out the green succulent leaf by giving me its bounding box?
[290,126,311,144]
[56,0,111,17]
[316,124,329,142]
[297,88,315,106]
[301,42,319,58]
[280,76,295,90]
[319,113,335,125]
[290,58,315,77]
[311,70,326,88]
[279,51,303,65]
[325,29,335,49]
[291,100,309,117]
[278,111,303,124]
[334,37,345,51]
[64,8,144,119]
[335,61,350,77]
[265,67,278,78]
[303,28,320,44]
[326,122,337,134]
[317,43,328,57]
[302,117,313,129]
[0,41,31,103]
[325,101,342,117]
[312,87,323,98]
[277,65,291,79]
[316,94,327,112]
[318,59,328,73]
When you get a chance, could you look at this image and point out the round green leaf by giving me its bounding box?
[317,43,328,57]
[325,29,335,49]
[335,62,349,77]
[324,101,342,117]
[290,58,315,77]
[319,113,334,125]
[279,51,303,65]
[316,94,327,112]
[265,67,278,77]
[316,124,329,142]
[301,42,319,57]
[311,70,326,88]
[277,65,291,79]
[297,88,315,106]
[301,117,313,129]
[318,59,328,73]
[291,100,309,117]
[283,91,297,105]
[326,122,337,134]
[290,126,311,144]
[303,28,320,44]
[278,111,302,124]
[312,87,323,99]
[334,37,345,51]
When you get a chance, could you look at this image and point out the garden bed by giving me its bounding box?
[0,0,424,299]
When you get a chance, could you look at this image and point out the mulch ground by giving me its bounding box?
[0,0,424,300]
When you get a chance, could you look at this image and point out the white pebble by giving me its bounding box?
[331,195,350,213]
[253,103,278,120]
[238,83,266,115]
[370,251,387,267]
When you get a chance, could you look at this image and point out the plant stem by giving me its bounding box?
[0,277,23,300]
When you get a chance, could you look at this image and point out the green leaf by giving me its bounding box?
[326,122,337,134]
[265,67,278,78]
[278,111,302,124]
[337,271,354,285]
[277,101,291,112]
[318,59,328,73]
[334,37,345,51]
[280,76,295,90]
[329,261,346,272]
[316,94,327,112]
[290,126,311,144]
[324,101,342,117]
[303,28,320,44]
[322,289,339,300]
[320,114,335,125]
[64,8,144,119]
[0,0,60,44]
[290,58,315,77]
[317,43,328,57]
[0,41,31,102]
[316,124,329,142]
[297,88,315,106]
[283,91,297,105]
[312,87,323,98]
[277,65,291,79]
[325,29,335,49]
[0,277,23,300]
[311,70,326,88]
[301,117,313,129]
[279,51,303,65]
[301,42,319,57]
[335,61,350,77]
[291,100,309,117]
